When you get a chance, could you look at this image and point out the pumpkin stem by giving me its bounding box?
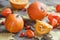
[41,7,45,12]
[16,15,19,18]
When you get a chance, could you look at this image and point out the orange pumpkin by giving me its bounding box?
[26,30,34,38]
[10,0,28,9]
[35,20,52,36]
[27,2,47,20]
[5,14,24,33]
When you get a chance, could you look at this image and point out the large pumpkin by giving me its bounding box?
[5,14,24,33]
[27,2,47,20]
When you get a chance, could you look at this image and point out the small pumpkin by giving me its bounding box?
[27,2,47,20]
[26,30,34,38]
[5,14,24,33]
[10,0,28,9]
[35,20,52,36]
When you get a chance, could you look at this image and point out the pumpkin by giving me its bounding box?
[26,30,34,38]
[35,20,52,36]
[27,2,47,20]
[5,14,24,33]
[10,0,28,9]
